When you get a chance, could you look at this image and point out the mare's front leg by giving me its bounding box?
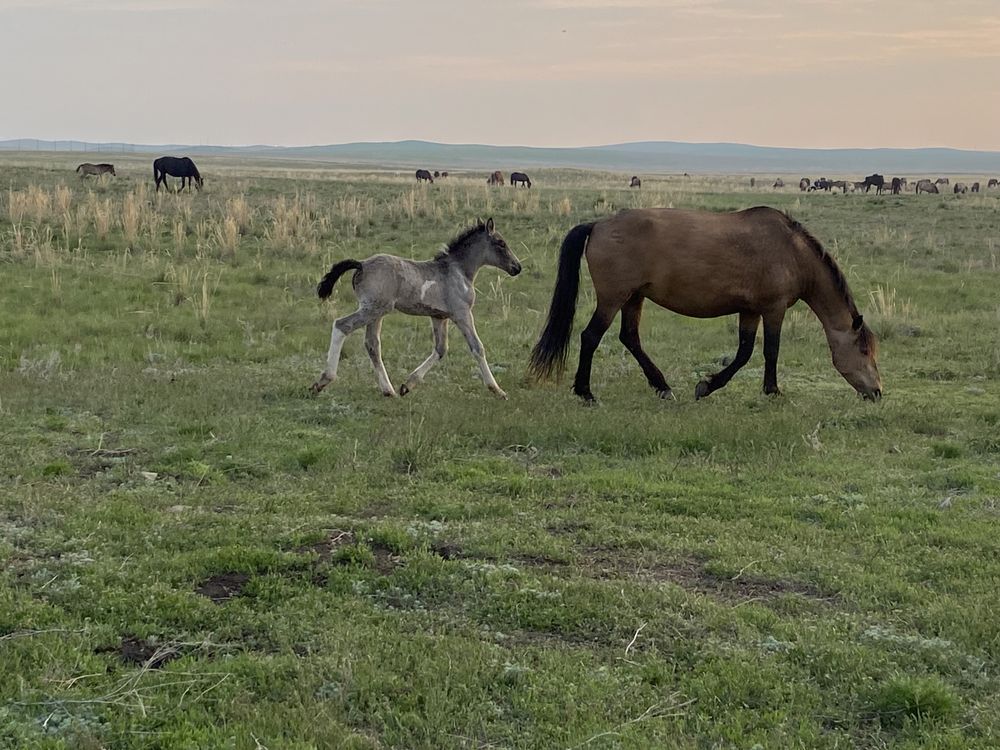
[762,309,786,396]
[311,306,377,394]
[400,318,448,396]
[695,311,760,400]
[364,318,397,397]
[453,311,506,399]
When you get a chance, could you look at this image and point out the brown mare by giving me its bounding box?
[76,163,116,177]
[528,207,881,402]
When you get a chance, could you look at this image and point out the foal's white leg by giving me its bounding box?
[453,313,507,400]
[364,318,397,397]
[311,308,373,393]
[400,318,448,396]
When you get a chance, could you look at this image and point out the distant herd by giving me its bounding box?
[72,159,1000,199]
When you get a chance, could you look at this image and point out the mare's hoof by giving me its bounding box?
[763,387,782,397]
[493,389,509,401]
[399,384,411,397]
[383,389,399,398]
[657,388,675,401]
[310,382,325,395]
[694,380,711,400]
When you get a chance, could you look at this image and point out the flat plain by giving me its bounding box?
[2,153,999,749]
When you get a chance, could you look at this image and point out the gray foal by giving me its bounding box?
[311,218,522,399]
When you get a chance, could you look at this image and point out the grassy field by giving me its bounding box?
[2,154,999,749]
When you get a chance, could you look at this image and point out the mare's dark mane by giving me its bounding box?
[782,213,878,352]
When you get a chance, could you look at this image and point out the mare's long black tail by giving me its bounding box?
[527,222,595,380]
[317,259,363,299]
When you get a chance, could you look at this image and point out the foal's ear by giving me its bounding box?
[485,217,495,233]
[852,315,864,331]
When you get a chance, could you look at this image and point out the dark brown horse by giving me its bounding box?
[416,169,434,183]
[528,207,881,402]
[511,172,531,188]
[76,163,115,177]
[863,174,885,195]
[989,178,999,188]
[890,177,905,194]
[154,156,203,192]
[630,176,641,188]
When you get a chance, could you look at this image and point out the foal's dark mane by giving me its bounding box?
[434,222,485,261]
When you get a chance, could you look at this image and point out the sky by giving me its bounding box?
[2,0,999,150]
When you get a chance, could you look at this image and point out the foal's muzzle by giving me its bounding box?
[508,262,522,276]
[862,387,882,401]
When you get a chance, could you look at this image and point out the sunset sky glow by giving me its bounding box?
[2,0,998,149]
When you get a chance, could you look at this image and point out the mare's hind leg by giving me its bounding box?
[400,318,448,396]
[311,307,379,393]
[695,312,760,400]
[573,299,621,402]
[618,294,673,400]
[762,309,786,396]
[364,318,396,397]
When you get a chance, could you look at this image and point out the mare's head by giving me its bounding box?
[195,175,204,190]
[829,314,882,399]
[450,218,521,276]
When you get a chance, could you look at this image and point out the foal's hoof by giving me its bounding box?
[493,389,509,401]
[399,384,411,397]
[694,380,711,400]
[383,389,399,398]
[310,381,326,395]
[657,388,675,401]
[763,387,783,398]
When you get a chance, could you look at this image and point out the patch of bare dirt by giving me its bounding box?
[370,541,399,576]
[194,572,251,603]
[97,636,182,668]
[294,529,356,562]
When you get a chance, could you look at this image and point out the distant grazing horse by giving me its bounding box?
[311,219,522,399]
[772,178,785,188]
[630,176,641,188]
[989,178,999,188]
[749,177,756,188]
[487,170,504,186]
[810,178,832,192]
[440,171,449,178]
[154,156,203,192]
[915,179,939,194]
[935,177,950,186]
[511,172,532,188]
[528,207,881,403]
[890,177,905,194]
[830,180,849,193]
[954,183,968,194]
[799,178,810,191]
[76,163,115,177]
[863,173,885,195]
[416,169,434,183]
[971,182,980,193]
[433,171,440,178]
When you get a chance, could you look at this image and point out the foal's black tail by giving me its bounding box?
[317,259,362,299]
[528,222,595,380]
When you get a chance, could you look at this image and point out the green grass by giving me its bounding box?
[2,154,999,748]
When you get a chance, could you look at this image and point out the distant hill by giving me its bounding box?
[3,138,1000,174]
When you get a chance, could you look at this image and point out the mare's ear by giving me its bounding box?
[852,315,864,331]
[485,217,494,233]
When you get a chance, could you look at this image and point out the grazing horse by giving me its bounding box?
[863,174,885,195]
[915,179,939,194]
[954,183,968,194]
[830,180,849,193]
[416,169,434,183]
[989,178,999,188]
[971,182,980,193]
[76,163,115,177]
[772,178,785,188]
[890,177,906,194]
[487,170,504,186]
[935,177,950,186]
[440,171,449,178]
[630,176,642,188]
[810,178,832,192]
[799,178,811,191]
[153,156,203,192]
[311,219,522,399]
[528,207,881,402]
[750,177,756,188]
[511,171,532,188]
